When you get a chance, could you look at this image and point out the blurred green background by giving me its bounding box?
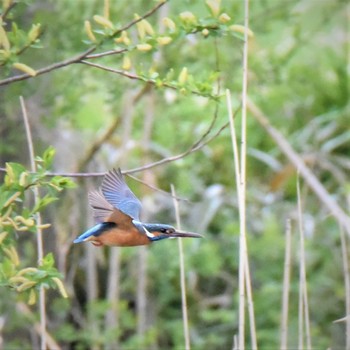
[0,0,348,348]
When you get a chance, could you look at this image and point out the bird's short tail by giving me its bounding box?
[74,222,115,243]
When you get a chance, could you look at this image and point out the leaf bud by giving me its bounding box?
[206,0,221,17]
[37,223,51,229]
[9,276,28,284]
[3,191,21,208]
[28,23,41,42]
[122,55,131,70]
[178,67,188,84]
[162,17,176,31]
[219,13,231,23]
[142,19,155,36]
[136,43,152,52]
[52,277,68,298]
[0,231,8,244]
[115,31,131,46]
[84,20,96,42]
[202,28,209,37]
[230,24,254,38]
[156,36,172,46]
[179,11,197,25]
[19,172,28,187]
[13,62,37,76]
[93,15,114,29]
[3,246,20,266]
[0,23,10,51]
[17,281,36,292]
[28,289,36,305]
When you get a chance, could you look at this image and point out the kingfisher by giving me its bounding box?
[73,168,202,247]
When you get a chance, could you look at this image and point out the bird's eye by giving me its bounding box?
[160,228,167,233]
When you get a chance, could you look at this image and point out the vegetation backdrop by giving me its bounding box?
[0,0,348,349]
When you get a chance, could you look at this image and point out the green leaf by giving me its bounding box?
[42,253,55,269]
[31,194,57,213]
[5,162,27,182]
[42,146,56,169]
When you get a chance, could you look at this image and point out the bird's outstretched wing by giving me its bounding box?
[101,168,142,221]
[88,190,114,223]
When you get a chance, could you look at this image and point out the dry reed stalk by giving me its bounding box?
[171,184,190,350]
[280,219,292,349]
[232,334,238,350]
[226,89,245,348]
[339,226,350,349]
[20,96,47,349]
[297,175,312,350]
[227,91,257,349]
[238,0,255,348]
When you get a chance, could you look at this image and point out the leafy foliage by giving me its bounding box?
[0,149,74,306]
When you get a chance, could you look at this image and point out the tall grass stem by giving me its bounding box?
[280,219,292,349]
[171,185,190,350]
[20,96,46,350]
[297,174,312,350]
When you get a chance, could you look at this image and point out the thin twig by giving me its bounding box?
[20,96,46,350]
[80,60,217,98]
[0,110,233,179]
[128,174,188,202]
[126,121,230,174]
[280,218,292,350]
[85,48,128,59]
[171,184,190,350]
[247,98,350,237]
[0,50,96,86]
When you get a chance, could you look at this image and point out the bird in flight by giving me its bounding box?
[74,168,202,247]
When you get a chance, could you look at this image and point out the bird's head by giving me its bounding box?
[142,223,203,242]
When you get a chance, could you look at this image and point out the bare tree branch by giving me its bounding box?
[85,48,128,59]
[0,118,231,179]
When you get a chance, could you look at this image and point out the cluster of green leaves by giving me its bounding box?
[0,1,42,76]
[81,0,250,98]
[0,147,74,305]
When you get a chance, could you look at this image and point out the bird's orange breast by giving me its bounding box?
[85,226,151,247]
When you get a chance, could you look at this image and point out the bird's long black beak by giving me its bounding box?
[168,230,203,239]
